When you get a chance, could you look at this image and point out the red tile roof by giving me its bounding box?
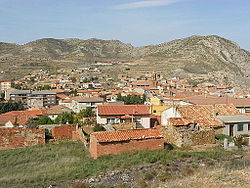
[183,96,250,107]
[92,128,163,142]
[0,110,45,125]
[56,94,69,99]
[178,104,240,127]
[98,105,150,116]
[72,96,104,103]
[169,117,194,126]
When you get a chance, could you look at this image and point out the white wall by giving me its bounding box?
[223,123,250,136]
[141,117,150,128]
[161,107,181,126]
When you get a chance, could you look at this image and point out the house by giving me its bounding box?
[97,105,151,128]
[59,96,104,113]
[182,95,250,113]
[0,80,11,92]
[89,128,164,159]
[150,105,171,116]
[161,104,250,137]
[45,106,72,120]
[0,110,45,126]
[149,96,164,106]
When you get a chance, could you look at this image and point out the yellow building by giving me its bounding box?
[150,105,171,116]
[150,96,164,106]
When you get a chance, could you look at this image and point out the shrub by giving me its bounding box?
[158,171,172,182]
[215,134,233,142]
[93,125,106,132]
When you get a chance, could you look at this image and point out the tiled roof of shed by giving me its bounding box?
[92,128,163,142]
[178,104,240,127]
[169,117,194,126]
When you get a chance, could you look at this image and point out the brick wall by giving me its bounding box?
[51,125,76,141]
[0,128,45,148]
[90,136,164,159]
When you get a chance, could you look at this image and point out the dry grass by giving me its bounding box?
[0,142,245,188]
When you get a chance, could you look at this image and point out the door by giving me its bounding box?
[229,124,234,137]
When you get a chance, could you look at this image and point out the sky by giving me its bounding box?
[0,0,249,50]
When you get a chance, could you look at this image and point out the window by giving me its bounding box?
[153,110,157,113]
[237,124,244,131]
[134,118,141,124]
[107,118,115,124]
[246,108,250,113]
[248,124,250,131]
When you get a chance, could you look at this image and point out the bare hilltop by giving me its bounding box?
[0,35,250,86]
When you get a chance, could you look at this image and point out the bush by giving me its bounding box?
[240,134,250,137]
[215,134,233,142]
[158,171,172,182]
[93,125,105,132]
[233,135,249,148]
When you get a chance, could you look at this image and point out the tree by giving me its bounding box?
[78,107,95,118]
[93,125,105,132]
[116,94,146,105]
[55,112,74,124]
[0,100,25,114]
[36,116,54,125]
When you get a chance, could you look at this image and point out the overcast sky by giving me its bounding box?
[0,0,249,50]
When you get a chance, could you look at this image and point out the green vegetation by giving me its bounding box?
[215,134,233,142]
[77,107,96,118]
[93,124,106,132]
[29,108,96,126]
[36,116,54,125]
[0,142,243,187]
[55,112,75,124]
[116,94,146,105]
[37,85,52,90]
[0,100,25,114]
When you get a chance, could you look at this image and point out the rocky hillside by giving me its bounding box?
[0,35,249,86]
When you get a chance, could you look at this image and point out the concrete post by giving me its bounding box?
[224,138,228,149]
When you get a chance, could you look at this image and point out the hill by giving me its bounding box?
[0,35,249,86]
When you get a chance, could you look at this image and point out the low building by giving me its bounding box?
[149,96,164,106]
[89,128,164,159]
[161,104,250,136]
[97,105,151,128]
[59,96,104,113]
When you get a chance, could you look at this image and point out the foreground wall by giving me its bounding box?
[0,128,45,148]
[162,127,215,147]
[90,137,164,159]
[51,125,76,141]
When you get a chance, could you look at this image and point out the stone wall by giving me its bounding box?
[0,128,45,148]
[161,127,215,147]
[112,123,136,130]
[90,137,164,159]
